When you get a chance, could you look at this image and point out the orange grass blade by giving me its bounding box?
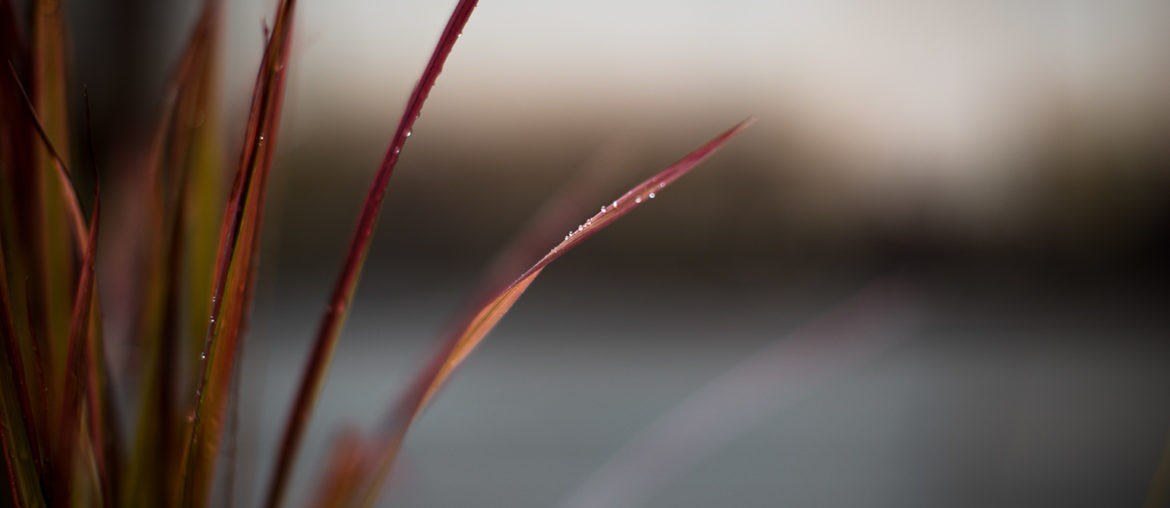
[176,0,296,505]
[263,2,479,506]
[357,118,755,504]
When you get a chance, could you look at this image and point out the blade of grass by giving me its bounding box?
[307,141,629,506]
[53,148,100,506]
[8,63,95,499]
[0,13,50,488]
[32,0,76,414]
[176,0,296,505]
[0,219,46,508]
[79,87,117,508]
[356,118,754,505]
[262,2,479,506]
[474,139,634,307]
[123,2,223,504]
[7,63,87,261]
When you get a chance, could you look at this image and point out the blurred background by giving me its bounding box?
[63,0,1170,505]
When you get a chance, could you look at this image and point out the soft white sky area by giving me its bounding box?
[216,0,1170,179]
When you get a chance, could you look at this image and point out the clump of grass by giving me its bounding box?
[0,0,751,506]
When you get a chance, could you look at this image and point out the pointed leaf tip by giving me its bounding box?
[356,117,752,503]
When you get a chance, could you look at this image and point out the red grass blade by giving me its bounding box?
[0,217,46,508]
[6,63,88,260]
[356,117,754,504]
[263,2,479,506]
[473,140,634,309]
[31,0,78,409]
[53,156,100,506]
[176,0,296,505]
[81,87,119,508]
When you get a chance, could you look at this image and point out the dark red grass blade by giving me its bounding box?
[80,87,117,507]
[6,62,88,255]
[176,0,296,505]
[263,2,478,506]
[0,215,45,507]
[53,151,100,506]
[357,118,754,504]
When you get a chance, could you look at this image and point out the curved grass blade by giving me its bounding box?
[475,140,633,307]
[176,0,296,505]
[307,142,628,505]
[6,63,88,259]
[262,2,479,506]
[53,152,100,506]
[356,118,754,505]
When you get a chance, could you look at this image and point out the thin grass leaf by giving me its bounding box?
[124,2,223,505]
[6,63,87,262]
[53,153,99,506]
[31,0,76,412]
[0,10,56,487]
[263,2,478,506]
[6,68,92,466]
[354,118,754,505]
[0,220,46,508]
[475,140,633,306]
[176,0,296,505]
[79,88,117,508]
[306,144,624,506]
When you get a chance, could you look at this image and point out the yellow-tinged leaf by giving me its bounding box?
[176,0,296,505]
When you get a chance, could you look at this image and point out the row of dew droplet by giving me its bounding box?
[564,181,667,243]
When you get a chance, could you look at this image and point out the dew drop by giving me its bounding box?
[635,197,642,204]
[649,192,656,199]
[201,353,206,360]
[405,130,412,138]
[600,205,606,213]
